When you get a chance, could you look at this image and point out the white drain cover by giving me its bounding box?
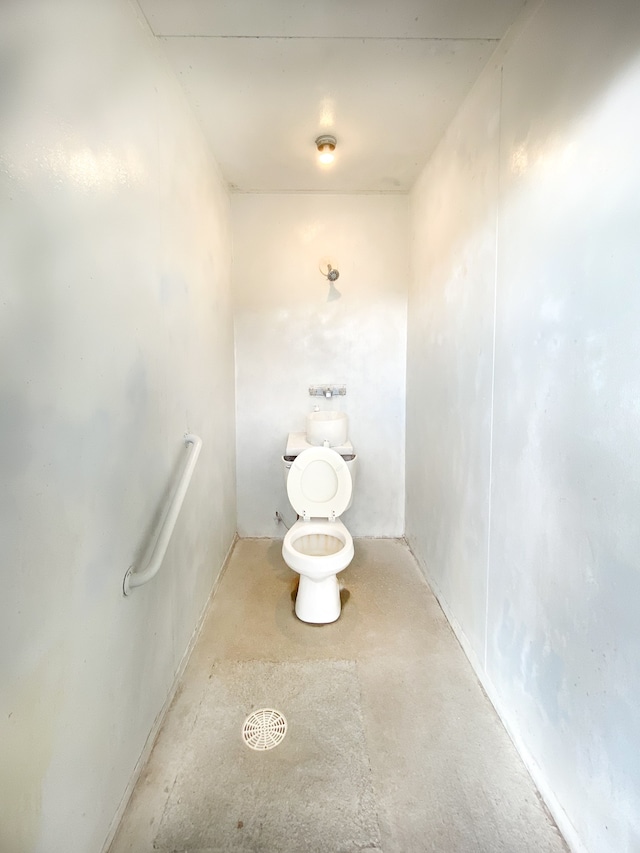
[242,708,287,751]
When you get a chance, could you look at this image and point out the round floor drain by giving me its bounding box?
[242,708,287,751]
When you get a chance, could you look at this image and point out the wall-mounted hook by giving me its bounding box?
[319,260,341,300]
[319,260,339,282]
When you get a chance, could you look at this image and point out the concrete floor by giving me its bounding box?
[109,538,568,853]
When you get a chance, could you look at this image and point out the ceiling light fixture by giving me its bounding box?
[315,135,336,165]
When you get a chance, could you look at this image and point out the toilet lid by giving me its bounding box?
[287,447,352,519]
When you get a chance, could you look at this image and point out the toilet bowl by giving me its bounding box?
[282,446,354,624]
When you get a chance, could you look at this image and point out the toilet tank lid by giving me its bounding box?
[286,432,353,456]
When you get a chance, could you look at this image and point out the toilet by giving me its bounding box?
[282,445,356,624]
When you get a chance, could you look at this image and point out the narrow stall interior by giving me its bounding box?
[2,2,639,852]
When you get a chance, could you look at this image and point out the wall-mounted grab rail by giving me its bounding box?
[123,433,202,596]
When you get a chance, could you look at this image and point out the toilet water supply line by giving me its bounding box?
[123,433,202,596]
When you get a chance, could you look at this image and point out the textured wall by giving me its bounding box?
[407,65,500,657]
[407,2,640,852]
[232,194,407,538]
[0,2,236,851]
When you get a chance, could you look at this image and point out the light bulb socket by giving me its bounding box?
[315,135,336,152]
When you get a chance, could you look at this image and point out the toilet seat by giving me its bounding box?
[287,447,352,520]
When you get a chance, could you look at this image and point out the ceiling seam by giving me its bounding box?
[156,35,502,42]
[229,189,410,196]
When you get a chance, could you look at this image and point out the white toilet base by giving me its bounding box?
[295,573,341,624]
[282,518,353,624]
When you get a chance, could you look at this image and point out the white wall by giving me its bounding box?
[407,2,640,852]
[232,194,407,538]
[0,2,236,851]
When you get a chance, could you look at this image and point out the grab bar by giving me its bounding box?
[123,433,202,596]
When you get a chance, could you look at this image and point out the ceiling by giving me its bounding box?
[136,0,528,193]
